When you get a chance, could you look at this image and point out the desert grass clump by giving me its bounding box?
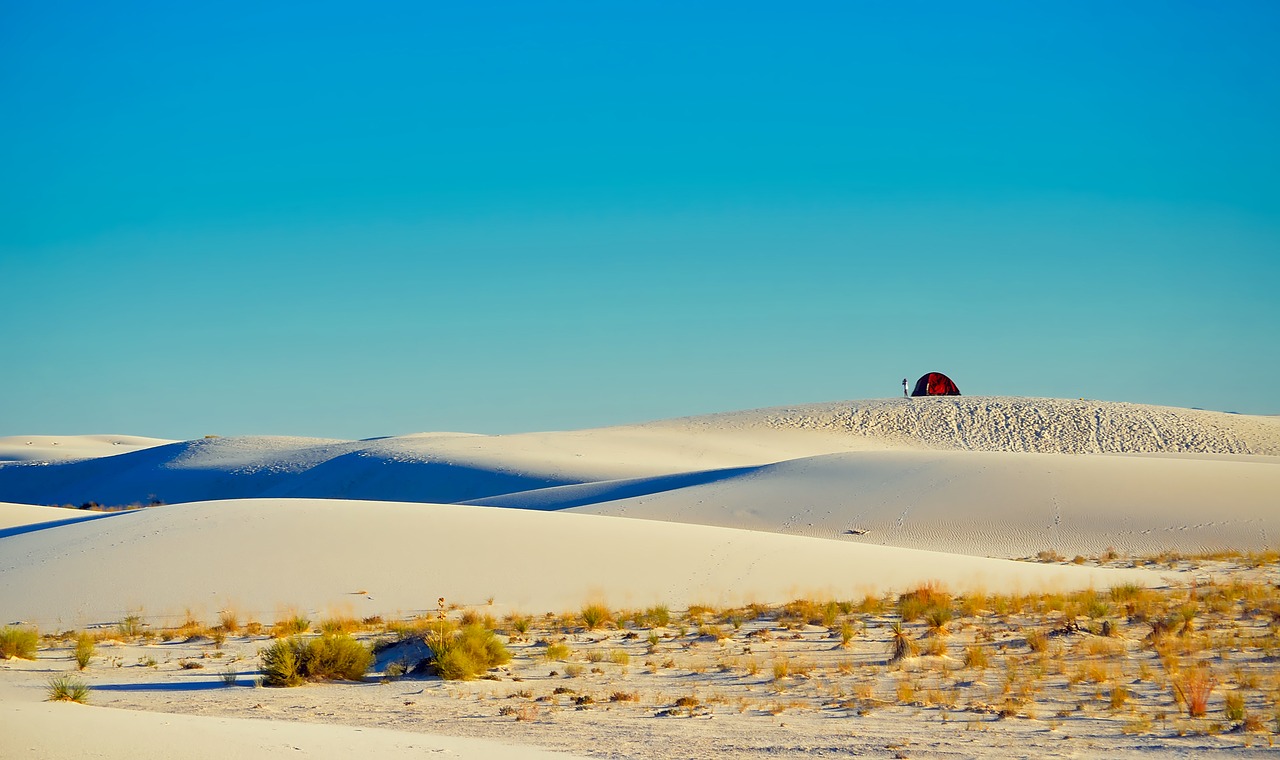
[271,613,310,638]
[0,626,39,660]
[218,610,240,634]
[318,616,360,635]
[1224,691,1246,723]
[1026,630,1048,653]
[430,623,511,680]
[1172,666,1216,718]
[74,632,95,670]
[259,634,373,686]
[505,614,532,637]
[609,648,630,666]
[116,612,143,639]
[888,621,916,664]
[47,676,90,703]
[544,642,572,662]
[580,604,612,631]
[643,605,671,628]
[963,645,989,671]
[925,606,953,636]
[898,583,951,623]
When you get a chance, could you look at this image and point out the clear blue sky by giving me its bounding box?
[3,1,1278,439]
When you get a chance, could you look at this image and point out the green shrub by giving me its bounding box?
[306,634,373,681]
[430,623,511,680]
[580,604,611,630]
[645,605,671,627]
[117,613,143,639]
[47,675,90,703]
[544,642,571,661]
[74,632,95,670]
[260,638,305,687]
[259,634,372,687]
[0,626,38,659]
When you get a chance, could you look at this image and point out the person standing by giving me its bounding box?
[902,378,909,398]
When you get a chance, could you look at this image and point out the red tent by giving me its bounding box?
[911,372,960,397]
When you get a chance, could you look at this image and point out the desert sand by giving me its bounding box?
[1,397,1277,758]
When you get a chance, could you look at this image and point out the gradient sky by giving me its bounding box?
[3,2,1278,439]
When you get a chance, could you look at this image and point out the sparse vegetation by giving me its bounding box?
[47,676,90,703]
[74,632,95,669]
[429,623,511,680]
[580,604,612,630]
[259,634,372,686]
[0,626,38,660]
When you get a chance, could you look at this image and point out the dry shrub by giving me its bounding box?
[1172,667,1216,718]
[964,645,989,670]
[430,623,511,680]
[580,604,612,630]
[898,583,951,623]
[889,622,916,663]
[0,627,38,659]
[74,632,95,670]
[47,676,90,703]
[319,616,361,635]
[260,634,372,686]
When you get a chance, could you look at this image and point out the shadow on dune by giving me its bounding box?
[0,510,128,539]
[260,451,580,503]
[90,680,234,692]
[462,464,765,510]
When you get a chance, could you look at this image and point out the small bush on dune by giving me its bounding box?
[898,583,951,624]
[1172,666,1216,718]
[580,604,612,631]
[272,614,311,637]
[260,638,305,687]
[47,676,90,703]
[644,605,671,628]
[117,613,143,639]
[430,623,511,680]
[259,634,372,687]
[0,626,38,659]
[307,634,374,681]
[74,632,95,670]
[319,616,360,635]
[889,622,916,663]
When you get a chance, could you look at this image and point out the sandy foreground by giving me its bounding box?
[1,397,1277,758]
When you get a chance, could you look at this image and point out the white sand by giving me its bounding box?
[0,498,1159,630]
[2,396,1277,758]
[0,678,586,760]
[468,449,1280,557]
[0,434,172,463]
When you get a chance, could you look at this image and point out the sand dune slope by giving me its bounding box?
[0,498,1159,629]
[0,434,172,463]
[2,399,1275,512]
[677,397,1280,455]
[0,680,585,760]
[472,450,1280,556]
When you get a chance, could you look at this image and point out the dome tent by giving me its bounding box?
[911,372,960,397]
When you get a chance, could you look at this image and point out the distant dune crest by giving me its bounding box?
[688,396,1280,456]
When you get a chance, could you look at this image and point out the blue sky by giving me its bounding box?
[3,2,1278,438]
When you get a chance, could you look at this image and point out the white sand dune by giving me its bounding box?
[0,498,1159,629]
[0,502,101,531]
[0,679,585,760]
[1,397,1275,759]
[3,398,1271,558]
[473,450,1280,557]
[0,398,1273,585]
[0,434,172,463]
